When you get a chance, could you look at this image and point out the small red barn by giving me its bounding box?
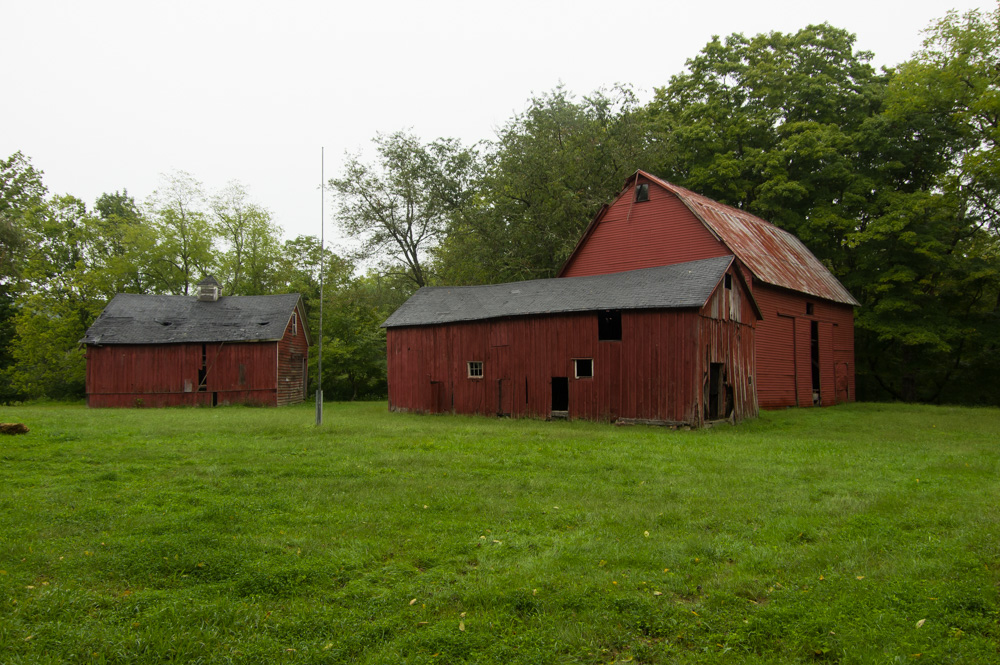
[81,278,310,407]
[560,171,859,409]
[384,256,761,426]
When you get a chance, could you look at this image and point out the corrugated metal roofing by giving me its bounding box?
[383,256,735,328]
[80,293,306,345]
[634,172,859,306]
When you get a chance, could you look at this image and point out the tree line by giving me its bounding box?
[2,6,998,405]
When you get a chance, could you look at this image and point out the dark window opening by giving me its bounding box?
[806,302,814,315]
[724,274,732,290]
[212,391,218,407]
[551,377,568,412]
[811,320,820,404]
[635,183,649,202]
[468,361,483,378]
[598,310,622,341]
[574,358,593,379]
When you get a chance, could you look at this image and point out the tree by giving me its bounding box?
[647,24,887,262]
[146,171,215,295]
[435,86,657,284]
[330,131,476,288]
[212,182,283,295]
[1,152,47,286]
[848,6,1000,403]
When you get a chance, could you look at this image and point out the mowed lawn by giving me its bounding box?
[0,402,997,664]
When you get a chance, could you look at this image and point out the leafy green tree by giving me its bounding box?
[330,131,477,287]
[848,6,1000,403]
[8,195,104,399]
[82,190,157,296]
[0,152,47,402]
[1,152,47,286]
[647,24,887,262]
[435,86,656,284]
[146,171,215,295]
[212,182,284,295]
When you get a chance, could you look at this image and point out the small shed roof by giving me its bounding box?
[81,293,308,345]
[384,256,750,328]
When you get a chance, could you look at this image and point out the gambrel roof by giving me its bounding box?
[383,256,759,327]
[80,293,309,345]
[560,170,859,306]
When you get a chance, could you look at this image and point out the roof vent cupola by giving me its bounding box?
[196,275,221,302]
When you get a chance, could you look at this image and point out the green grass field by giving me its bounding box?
[0,402,997,664]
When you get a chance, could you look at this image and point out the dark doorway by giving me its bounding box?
[810,320,820,404]
[708,363,723,420]
[551,377,569,413]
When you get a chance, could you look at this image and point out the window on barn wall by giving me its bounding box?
[725,274,732,290]
[292,312,298,335]
[635,183,649,202]
[467,361,483,379]
[574,358,593,379]
[598,310,622,341]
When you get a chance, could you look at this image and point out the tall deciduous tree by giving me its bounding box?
[330,131,476,288]
[435,86,656,284]
[146,171,215,295]
[212,182,283,295]
[849,5,1000,403]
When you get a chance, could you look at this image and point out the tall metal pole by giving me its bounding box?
[316,147,325,425]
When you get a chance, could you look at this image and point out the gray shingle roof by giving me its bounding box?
[383,256,735,328]
[80,293,305,345]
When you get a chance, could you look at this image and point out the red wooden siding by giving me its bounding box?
[86,342,279,407]
[561,178,728,278]
[85,309,310,408]
[387,268,757,426]
[558,175,856,410]
[752,285,854,409]
[276,304,309,406]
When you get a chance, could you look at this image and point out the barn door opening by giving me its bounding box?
[551,377,568,415]
[810,320,820,405]
[497,378,511,417]
[707,362,724,420]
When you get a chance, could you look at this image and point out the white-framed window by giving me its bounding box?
[292,311,298,336]
[467,361,483,378]
[574,358,593,379]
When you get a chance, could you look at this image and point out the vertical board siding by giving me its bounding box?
[276,304,309,406]
[387,278,758,426]
[752,285,855,409]
[86,342,280,407]
[562,181,728,277]
[557,176,856,411]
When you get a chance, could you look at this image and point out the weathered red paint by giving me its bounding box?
[85,304,309,408]
[387,266,758,426]
[560,172,856,409]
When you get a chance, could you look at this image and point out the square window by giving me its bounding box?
[598,310,622,341]
[574,358,593,379]
[467,361,483,378]
[635,183,649,202]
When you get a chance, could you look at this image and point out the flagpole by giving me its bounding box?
[316,147,325,426]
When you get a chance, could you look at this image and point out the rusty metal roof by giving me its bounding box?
[639,171,859,306]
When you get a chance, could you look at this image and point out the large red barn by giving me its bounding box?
[81,278,310,408]
[384,256,761,426]
[559,171,859,409]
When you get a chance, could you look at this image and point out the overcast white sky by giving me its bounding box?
[2,0,990,245]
